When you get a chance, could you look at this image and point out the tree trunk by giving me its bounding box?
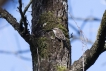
[32,0,71,71]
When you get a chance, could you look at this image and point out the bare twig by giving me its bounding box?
[18,0,29,34]
[70,10,106,71]
[0,49,30,54]
[0,49,31,60]
[19,0,32,24]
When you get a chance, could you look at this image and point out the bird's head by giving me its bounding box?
[52,28,59,33]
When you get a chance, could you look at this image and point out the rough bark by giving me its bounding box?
[0,0,106,71]
[32,0,71,71]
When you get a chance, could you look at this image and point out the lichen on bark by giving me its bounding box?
[32,0,71,71]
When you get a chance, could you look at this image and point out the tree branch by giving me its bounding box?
[0,7,36,52]
[0,49,31,60]
[0,49,30,54]
[18,0,29,34]
[70,10,106,71]
[0,7,20,31]
[19,0,32,24]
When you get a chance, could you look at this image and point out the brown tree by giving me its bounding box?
[32,0,71,71]
[0,0,106,71]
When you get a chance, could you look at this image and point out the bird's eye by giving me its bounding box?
[59,35,63,39]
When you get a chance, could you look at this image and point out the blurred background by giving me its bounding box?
[0,0,106,71]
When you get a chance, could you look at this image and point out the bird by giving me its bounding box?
[52,28,66,41]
